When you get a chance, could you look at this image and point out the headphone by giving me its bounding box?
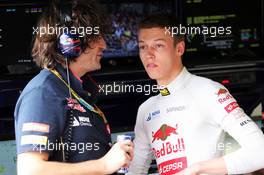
[57,0,83,60]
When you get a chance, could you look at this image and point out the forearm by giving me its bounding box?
[196,144,264,175]
[223,144,264,174]
[18,155,106,175]
[17,140,134,175]
[196,157,227,175]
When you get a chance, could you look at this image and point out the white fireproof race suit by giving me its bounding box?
[127,67,264,175]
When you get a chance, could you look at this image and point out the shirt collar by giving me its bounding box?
[55,64,83,93]
[55,64,98,105]
[69,67,83,84]
[158,67,191,96]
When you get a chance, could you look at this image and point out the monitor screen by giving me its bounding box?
[181,0,263,62]
[102,0,176,59]
[0,2,46,75]
[0,0,177,75]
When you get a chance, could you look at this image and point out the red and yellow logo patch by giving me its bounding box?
[22,122,50,133]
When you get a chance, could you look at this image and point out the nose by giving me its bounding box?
[145,47,155,60]
[99,37,107,50]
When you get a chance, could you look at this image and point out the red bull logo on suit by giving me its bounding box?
[152,124,178,143]
[151,124,187,175]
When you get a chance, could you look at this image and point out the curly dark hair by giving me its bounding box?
[32,0,109,68]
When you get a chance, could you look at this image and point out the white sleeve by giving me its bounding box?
[206,81,264,174]
[127,105,153,175]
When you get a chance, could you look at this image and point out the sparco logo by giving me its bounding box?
[166,106,185,113]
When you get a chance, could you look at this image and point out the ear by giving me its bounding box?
[176,41,185,56]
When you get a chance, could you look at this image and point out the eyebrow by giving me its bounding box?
[138,38,166,43]
[154,38,166,42]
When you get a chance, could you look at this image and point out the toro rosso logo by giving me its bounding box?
[152,124,178,143]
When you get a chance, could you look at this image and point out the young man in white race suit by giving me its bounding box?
[127,14,264,175]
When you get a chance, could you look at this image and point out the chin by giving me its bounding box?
[87,65,101,72]
[94,64,101,71]
[146,71,162,80]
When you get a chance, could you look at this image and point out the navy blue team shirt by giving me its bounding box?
[14,64,112,162]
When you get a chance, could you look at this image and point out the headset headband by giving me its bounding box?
[59,0,72,25]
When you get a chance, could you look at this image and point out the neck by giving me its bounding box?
[157,65,184,86]
[69,62,86,78]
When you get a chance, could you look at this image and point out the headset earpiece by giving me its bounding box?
[58,32,82,59]
[57,0,82,59]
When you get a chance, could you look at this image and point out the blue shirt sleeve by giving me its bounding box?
[15,86,66,156]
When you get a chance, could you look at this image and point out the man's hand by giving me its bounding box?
[99,140,134,174]
[17,141,134,175]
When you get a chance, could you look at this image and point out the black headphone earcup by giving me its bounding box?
[58,32,82,59]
